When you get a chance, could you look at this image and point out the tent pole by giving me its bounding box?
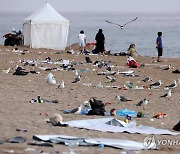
[69,23,71,50]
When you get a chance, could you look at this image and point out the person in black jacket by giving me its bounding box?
[95,29,105,54]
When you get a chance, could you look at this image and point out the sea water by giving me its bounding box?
[0,11,180,58]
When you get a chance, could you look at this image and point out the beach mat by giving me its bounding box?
[66,118,180,135]
[33,134,150,150]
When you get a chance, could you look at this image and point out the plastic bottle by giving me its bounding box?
[37,96,43,103]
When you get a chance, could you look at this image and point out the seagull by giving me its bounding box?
[160,89,171,98]
[72,75,81,83]
[85,56,92,63]
[96,82,103,88]
[150,80,162,89]
[115,95,132,102]
[163,64,172,70]
[105,17,138,29]
[165,80,177,89]
[69,104,83,114]
[75,70,79,77]
[177,79,180,85]
[106,66,111,71]
[61,104,83,114]
[136,98,149,110]
[57,80,65,91]
[142,77,152,82]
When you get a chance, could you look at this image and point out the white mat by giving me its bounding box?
[33,134,149,150]
[66,118,180,135]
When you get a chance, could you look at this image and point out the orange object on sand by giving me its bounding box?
[153,113,167,119]
[118,87,127,90]
[86,42,96,46]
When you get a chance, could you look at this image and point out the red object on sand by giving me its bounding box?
[86,42,96,46]
[45,112,49,116]
[153,113,167,119]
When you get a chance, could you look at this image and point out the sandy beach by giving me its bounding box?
[0,44,179,154]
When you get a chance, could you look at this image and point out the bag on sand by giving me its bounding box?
[88,97,106,116]
[173,121,180,131]
[46,73,56,84]
[127,56,140,68]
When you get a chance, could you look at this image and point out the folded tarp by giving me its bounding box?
[33,134,150,150]
[66,118,180,135]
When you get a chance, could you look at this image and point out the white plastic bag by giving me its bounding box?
[46,73,56,84]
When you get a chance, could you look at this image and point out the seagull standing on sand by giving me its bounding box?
[57,80,64,91]
[150,80,162,89]
[136,98,149,110]
[142,77,152,82]
[61,104,83,114]
[75,70,79,77]
[69,104,83,114]
[105,17,138,29]
[177,79,180,85]
[96,82,103,88]
[160,89,171,98]
[165,80,177,89]
[115,95,132,102]
[163,64,172,70]
[72,75,81,83]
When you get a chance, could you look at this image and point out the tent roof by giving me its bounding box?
[24,2,69,23]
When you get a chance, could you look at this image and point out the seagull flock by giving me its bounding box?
[56,58,179,114]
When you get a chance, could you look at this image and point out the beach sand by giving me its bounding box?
[0,45,179,154]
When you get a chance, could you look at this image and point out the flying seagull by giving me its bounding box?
[105,17,138,29]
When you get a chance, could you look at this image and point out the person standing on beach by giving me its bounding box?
[78,30,86,53]
[95,29,105,54]
[156,32,163,62]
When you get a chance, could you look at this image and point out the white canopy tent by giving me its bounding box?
[23,2,69,50]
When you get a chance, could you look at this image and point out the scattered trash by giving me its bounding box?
[24,148,36,152]
[127,82,136,89]
[30,96,59,104]
[116,108,137,117]
[2,68,11,73]
[49,113,68,127]
[80,69,88,73]
[137,112,145,118]
[153,113,167,119]
[8,136,26,143]
[16,128,28,132]
[82,83,91,86]
[45,73,56,84]
[27,142,53,147]
[173,121,180,131]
